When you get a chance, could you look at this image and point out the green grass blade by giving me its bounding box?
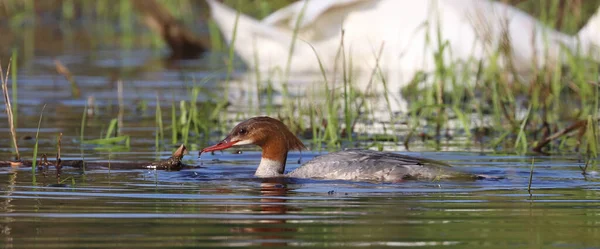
[32,104,46,174]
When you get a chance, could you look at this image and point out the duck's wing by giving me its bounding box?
[288,149,467,182]
[261,0,368,29]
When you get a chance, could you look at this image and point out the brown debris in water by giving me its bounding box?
[9,161,22,167]
[40,154,50,167]
[173,144,189,159]
[0,144,196,171]
[150,144,189,171]
[131,0,210,59]
[54,60,81,98]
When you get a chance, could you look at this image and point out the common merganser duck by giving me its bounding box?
[201,116,476,182]
[207,0,599,80]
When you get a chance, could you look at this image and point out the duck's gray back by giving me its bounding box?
[287,149,466,182]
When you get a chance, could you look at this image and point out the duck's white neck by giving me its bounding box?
[255,158,285,177]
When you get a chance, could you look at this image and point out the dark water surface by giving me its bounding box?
[1,24,600,248]
[1,153,599,248]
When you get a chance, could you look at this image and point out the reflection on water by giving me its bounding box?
[231,180,295,247]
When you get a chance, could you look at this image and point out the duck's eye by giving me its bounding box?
[238,128,247,135]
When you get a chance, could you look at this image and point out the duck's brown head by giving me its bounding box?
[201,116,306,160]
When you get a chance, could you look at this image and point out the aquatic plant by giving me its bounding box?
[1,58,19,161]
[155,94,164,152]
[80,103,87,143]
[2,0,600,158]
[83,118,131,149]
[11,49,18,127]
[32,105,47,174]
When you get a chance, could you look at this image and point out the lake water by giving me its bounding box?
[1,151,599,248]
[1,18,600,249]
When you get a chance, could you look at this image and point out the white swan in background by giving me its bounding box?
[206,0,600,112]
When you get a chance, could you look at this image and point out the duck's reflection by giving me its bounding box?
[231,178,298,247]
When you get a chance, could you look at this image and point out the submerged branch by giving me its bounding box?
[0,145,194,171]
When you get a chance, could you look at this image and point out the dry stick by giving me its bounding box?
[528,158,534,198]
[117,80,124,136]
[57,133,62,163]
[579,159,590,175]
[1,58,19,161]
[532,120,587,153]
[56,132,62,170]
[56,133,63,179]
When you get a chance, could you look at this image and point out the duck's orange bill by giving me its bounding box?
[201,139,238,153]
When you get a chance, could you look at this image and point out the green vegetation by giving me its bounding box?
[200,0,600,157]
[80,103,87,143]
[83,118,131,149]
[32,105,46,174]
[0,0,599,161]
[187,0,600,157]
[155,94,164,153]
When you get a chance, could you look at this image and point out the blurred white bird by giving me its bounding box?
[207,0,600,112]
